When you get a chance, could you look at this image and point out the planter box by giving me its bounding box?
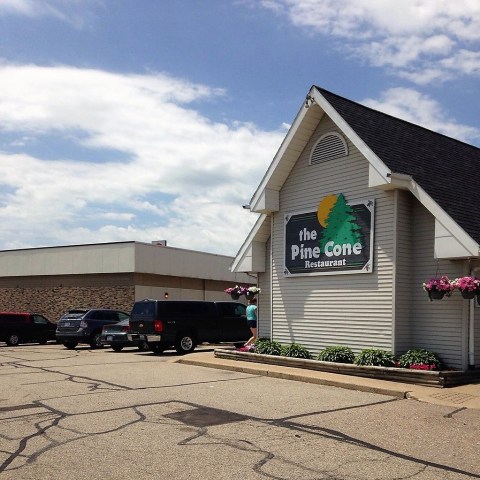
[214,349,480,388]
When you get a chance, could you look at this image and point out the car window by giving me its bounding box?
[234,304,246,317]
[131,302,155,316]
[117,312,129,322]
[164,302,209,315]
[218,303,236,316]
[32,315,49,325]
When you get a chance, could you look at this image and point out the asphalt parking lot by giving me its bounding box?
[1,343,479,479]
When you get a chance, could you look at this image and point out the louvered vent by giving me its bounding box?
[310,132,348,165]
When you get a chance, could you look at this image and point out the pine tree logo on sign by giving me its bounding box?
[284,194,374,276]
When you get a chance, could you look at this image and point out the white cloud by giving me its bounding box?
[361,87,480,142]
[0,0,99,27]
[260,0,480,84]
[0,64,284,255]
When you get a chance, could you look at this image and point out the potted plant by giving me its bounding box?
[245,286,261,299]
[452,276,480,299]
[224,285,244,300]
[422,275,455,301]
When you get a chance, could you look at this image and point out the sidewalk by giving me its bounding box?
[177,350,480,410]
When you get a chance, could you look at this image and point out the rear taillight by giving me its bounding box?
[80,320,88,329]
[102,326,107,333]
[121,325,131,332]
[154,320,163,332]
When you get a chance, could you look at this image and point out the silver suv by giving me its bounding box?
[56,309,129,349]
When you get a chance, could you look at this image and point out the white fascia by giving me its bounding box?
[249,90,317,213]
[230,214,270,273]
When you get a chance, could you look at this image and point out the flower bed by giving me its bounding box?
[214,349,479,388]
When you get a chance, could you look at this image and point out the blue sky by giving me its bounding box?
[0,0,479,256]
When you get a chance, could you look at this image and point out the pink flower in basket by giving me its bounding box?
[224,285,244,295]
[422,275,455,296]
[452,276,480,293]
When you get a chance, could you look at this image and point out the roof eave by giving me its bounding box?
[384,173,479,259]
[249,87,324,213]
[230,214,270,272]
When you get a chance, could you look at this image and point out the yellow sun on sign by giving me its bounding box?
[317,194,337,228]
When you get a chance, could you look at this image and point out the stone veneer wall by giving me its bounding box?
[0,285,135,323]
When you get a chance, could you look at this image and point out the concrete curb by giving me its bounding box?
[176,350,480,409]
[177,355,410,399]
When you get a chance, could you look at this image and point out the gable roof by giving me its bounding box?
[232,86,480,272]
[317,87,480,245]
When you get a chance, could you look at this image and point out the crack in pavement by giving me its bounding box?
[1,351,478,479]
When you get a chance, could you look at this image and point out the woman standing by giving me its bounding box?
[244,297,257,346]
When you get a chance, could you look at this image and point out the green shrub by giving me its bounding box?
[354,348,395,367]
[398,349,442,370]
[253,338,283,356]
[281,343,311,359]
[317,345,355,364]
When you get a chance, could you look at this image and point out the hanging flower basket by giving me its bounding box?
[244,286,261,300]
[422,275,454,302]
[452,276,480,300]
[429,290,445,300]
[224,285,245,299]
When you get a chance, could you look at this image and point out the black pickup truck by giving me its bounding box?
[128,299,250,354]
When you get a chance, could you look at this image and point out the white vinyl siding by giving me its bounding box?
[258,237,272,339]
[394,192,468,369]
[393,190,413,353]
[271,116,395,357]
[475,305,480,367]
[410,201,468,369]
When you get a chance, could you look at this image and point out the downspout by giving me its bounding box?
[468,263,476,369]
[391,190,398,355]
[270,213,274,341]
[469,298,475,368]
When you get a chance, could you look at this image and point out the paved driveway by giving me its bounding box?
[1,343,479,479]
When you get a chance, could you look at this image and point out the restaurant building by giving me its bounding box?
[232,86,480,371]
[0,241,254,323]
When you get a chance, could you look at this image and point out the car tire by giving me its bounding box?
[175,333,196,354]
[39,340,48,345]
[150,344,166,354]
[89,332,103,349]
[63,341,78,349]
[6,334,20,346]
[111,345,123,352]
[137,341,148,351]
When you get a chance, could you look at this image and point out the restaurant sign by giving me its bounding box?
[284,194,374,276]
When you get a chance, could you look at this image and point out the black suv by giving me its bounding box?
[128,299,250,354]
[0,312,56,346]
[56,309,130,349]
